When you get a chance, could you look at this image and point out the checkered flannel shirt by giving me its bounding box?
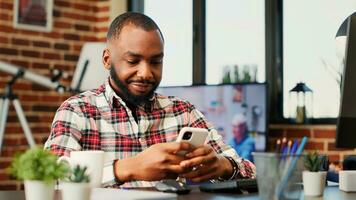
[44,79,256,187]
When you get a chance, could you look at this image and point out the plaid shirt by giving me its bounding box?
[44,79,256,187]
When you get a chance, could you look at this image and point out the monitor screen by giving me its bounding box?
[157,83,267,161]
[336,15,356,148]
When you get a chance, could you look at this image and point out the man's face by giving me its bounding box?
[103,24,164,105]
[232,123,247,143]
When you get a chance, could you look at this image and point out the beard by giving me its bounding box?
[110,64,159,106]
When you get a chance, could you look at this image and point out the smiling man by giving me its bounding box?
[45,12,256,188]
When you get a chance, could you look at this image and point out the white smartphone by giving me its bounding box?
[176,127,209,155]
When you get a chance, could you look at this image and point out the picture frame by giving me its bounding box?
[13,0,53,32]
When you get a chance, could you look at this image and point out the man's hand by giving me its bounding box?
[114,142,194,182]
[179,145,233,182]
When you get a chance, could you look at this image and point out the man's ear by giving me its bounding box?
[102,48,111,70]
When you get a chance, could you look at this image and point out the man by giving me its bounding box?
[229,114,255,161]
[45,12,255,188]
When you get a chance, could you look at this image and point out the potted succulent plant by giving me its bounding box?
[7,147,68,200]
[302,151,327,196]
[62,165,91,200]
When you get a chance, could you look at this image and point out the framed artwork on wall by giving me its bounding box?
[13,0,53,32]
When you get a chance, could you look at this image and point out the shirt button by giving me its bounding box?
[139,138,145,143]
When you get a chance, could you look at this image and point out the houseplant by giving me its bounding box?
[302,151,327,196]
[62,165,91,200]
[7,147,68,200]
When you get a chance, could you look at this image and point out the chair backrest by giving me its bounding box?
[70,42,108,92]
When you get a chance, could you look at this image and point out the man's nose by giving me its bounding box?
[137,63,154,80]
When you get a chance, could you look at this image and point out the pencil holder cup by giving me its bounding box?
[252,152,305,200]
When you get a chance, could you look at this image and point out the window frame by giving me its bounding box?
[128,0,336,124]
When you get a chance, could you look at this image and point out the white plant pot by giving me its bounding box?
[24,180,55,200]
[302,171,327,196]
[62,182,91,200]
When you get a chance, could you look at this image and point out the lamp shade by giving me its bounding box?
[336,12,356,37]
[289,82,312,93]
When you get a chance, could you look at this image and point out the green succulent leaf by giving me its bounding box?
[304,151,323,172]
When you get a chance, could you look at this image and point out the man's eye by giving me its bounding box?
[127,60,138,65]
[151,60,162,65]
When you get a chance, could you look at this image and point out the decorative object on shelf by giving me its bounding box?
[62,165,91,200]
[13,0,53,32]
[7,147,68,200]
[302,151,327,197]
[288,82,313,124]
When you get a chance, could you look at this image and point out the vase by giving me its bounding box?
[24,180,54,200]
[302,171,327,196]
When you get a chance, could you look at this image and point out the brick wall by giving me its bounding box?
[0,0,110,190]
[268,124,356,163]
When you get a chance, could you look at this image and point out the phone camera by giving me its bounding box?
[183,131,192,140]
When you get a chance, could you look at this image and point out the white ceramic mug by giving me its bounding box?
[58,150,104,188]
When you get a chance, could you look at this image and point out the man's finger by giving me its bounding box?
[180,153,216,168]
[164,141,195,154]
[185,145,213,158]
[166,164,186,174]
[181,163,215,179]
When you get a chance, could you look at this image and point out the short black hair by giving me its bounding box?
[107,12,164,41]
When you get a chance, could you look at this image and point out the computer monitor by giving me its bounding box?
[157,83,267,161]
[336,15,356,148]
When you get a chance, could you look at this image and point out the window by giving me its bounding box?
[283,0,356,118]
[206,0,265,84]
[144,0,193,86]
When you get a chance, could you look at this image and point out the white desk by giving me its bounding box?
[1,185,356,200]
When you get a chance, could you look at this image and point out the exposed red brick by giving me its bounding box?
[74,24,91,31]
[10,60,30,68]
[43,32,61,39]
[64,54,79,61]
[285,129,311,138]
[33,41,51,48]
[43,52,61,60]
[12,38,30,46]
[94,26,108,32]
[32,62,50,69]
[93,6,110,12]
[21,50,40,58]
[328,154,341,162]
[12,82,32,90]
[96,16,110,22]
[305,141,324,151]
[0,25,13,33]
[0,36,8,44]
[54,21,72,29]
[82,36,97,41]
[314,129,336,138]
[0,160,11,169]
[0,47,18,55]
[19,94,39,101]
[0,2,13,10]
[54,43,70,50]
[73,3,92,11]
[40,95,61,102]
[55,0,71,7]
[32,105,58,112]
[63,33,80,40]
[0,13,10,21]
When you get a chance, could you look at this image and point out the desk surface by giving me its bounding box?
[1,185,356,200]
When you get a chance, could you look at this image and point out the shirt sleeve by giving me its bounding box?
[44,101,83,156]
[44,101,117,185]
[187,106,256,179]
